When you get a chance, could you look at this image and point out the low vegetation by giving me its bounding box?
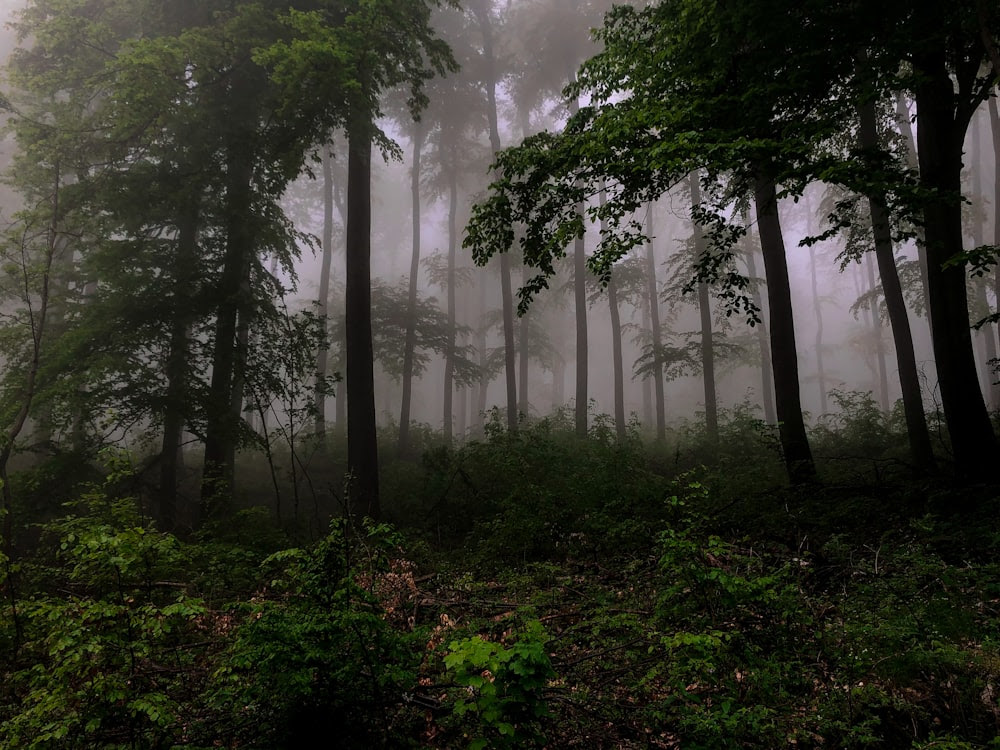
[3,400,999,748]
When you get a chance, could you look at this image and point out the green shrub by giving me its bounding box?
[206,519,423,748]
[443,618,554,749]
[0,485,208,749]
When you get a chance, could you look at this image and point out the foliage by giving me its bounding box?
[443,618,554,749]
[207,518,424,747]
[0,470,209,749]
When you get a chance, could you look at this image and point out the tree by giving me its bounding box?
[468,0,838,481]
[259,0,456,518]
[904,2,998,479]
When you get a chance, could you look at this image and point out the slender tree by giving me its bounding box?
[689,173,718,446]
[398,121,424,455]
[856,91,936,470]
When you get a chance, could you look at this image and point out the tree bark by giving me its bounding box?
[314,142,335,447]
[858,94,937,471]
[864,252,891,412]
[443,154,458,442]
[476,274,489,434]
[201,136,254,519]
[569,96,589,439]
[601,188,627,440]
[968,110,1000,409]
[990,93,1000,400]
[689,174,718,446]
[573,232,588,436]
[745,240,777,424]
[913,42,998,480]
[476,2,517,434]
[753,172,816,483]
[645,205,666,441]
[518,263,530,417]
[809,246,829,416]
[346,126,380,519]
[398,122,423,455]
[895,92,933,323]
[159,196,199,532]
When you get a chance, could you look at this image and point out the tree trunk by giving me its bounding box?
[476,2,517,434]
[476,273,489,434]
[159,196,199,532]
[895,92,933,323]
[570,97,589,438]
[499,254,518,432]
[314,142,335,446]
[573,232,588,437]
[858,95,936,471]
[689,173,717,446]
[865,252,891,412]
[968,110,1000,409]
[990,93,1000,401]
[809,246,829,416]
[518,263,530,417]
[443,155,458,442]
[201,139,254,519]
[745,239,777,424]
[753,172,816,483]
[641,293,653,426]
[398,122,424,455]
[457,386,467,440]
[601,187,626,440]
[346,126,380,519]
[913,44,997,480]
[645,205,666,441]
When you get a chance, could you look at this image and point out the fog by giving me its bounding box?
[0,0,996,459]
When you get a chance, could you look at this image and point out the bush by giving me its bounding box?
[206,519,424,748]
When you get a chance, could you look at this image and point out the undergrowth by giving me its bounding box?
[2,397,999,748]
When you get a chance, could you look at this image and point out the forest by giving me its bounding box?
[1,0,1000,747]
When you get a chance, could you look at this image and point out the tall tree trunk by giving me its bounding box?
[476,3,517,434]
[858,94,937,471]
[864,252,891,412]
[645,205,666,441]
[569,96,589,438]
[443,156,458,442]
[968,111,1000,409]
[457,386,467,440]
[745,238,777,424]
[499,254,518,432]
[990,93,1000,400]
[346,126,380,519]
[689,173,718,446]
[315,142,335,446]
[201,140,254,519]
[753,172,816,483]
[913,42,997,480]
[552,354,566,411]
[641,293,653,426]
[573,233,588,437]
[895,92,933,323]
[518,263,530,417]
[601,187,626,440]
[809,246,829,416]
[476,273,489,433]
[398,122,424,455]
[160,196,199,532]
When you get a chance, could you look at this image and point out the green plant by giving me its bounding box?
[207,518,423,747]
[0,480,208,749]
[443,618,554,749]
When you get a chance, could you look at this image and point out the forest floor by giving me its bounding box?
[2,406,1000,748]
